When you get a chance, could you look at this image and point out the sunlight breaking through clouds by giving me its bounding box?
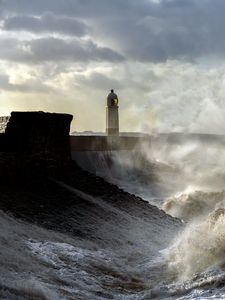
[0,0,225,133]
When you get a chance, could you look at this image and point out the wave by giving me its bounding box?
[163,190,225,221]
[3,136,225,299]
[166,208,225,280]
[0,179,180,300]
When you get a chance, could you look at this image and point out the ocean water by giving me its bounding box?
[2,137,225,299]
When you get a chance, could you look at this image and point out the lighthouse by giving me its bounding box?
[106,89,119,136]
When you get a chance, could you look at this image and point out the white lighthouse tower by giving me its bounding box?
[106,89,119,136]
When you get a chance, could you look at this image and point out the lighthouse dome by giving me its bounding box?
[107,89,118,107]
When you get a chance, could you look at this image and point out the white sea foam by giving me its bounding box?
[0,194,177,300]
[163,190,225,221]
[2,136,225,299]
[165,208,225,280]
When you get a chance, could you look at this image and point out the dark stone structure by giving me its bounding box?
[6,111,72,155]
[0,111,73,177]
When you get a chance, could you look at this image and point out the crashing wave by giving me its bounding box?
[163,190,225,221]
[166,207,225,281]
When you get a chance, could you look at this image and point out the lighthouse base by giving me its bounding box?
[106,106,119,136]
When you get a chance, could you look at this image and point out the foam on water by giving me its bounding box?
[163,190,225,221]
[0,193,176,299]
[3,136,225,299]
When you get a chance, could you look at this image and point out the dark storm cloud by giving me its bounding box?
[3,12,88,37]
[88,0,225,62]
[0,37,125,63]
[1,0,145,18]
[28,37,125,62]
[2,0,225,62]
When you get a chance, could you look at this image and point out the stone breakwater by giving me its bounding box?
[0,111,180,242]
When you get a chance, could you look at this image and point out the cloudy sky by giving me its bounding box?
[1,0,225,133]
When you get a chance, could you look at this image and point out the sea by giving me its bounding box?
[1,135,225,299]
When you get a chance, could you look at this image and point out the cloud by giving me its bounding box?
[3,0,225,62]
[0,73,54,93]
[3,12,88,37]
[1,0,145,18]
[2,58,225,134]
[74,72,122,91]
[0,37,125,63]
[2,0,225,133]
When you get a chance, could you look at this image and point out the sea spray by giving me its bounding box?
[0,182,180,300]
[166,208,225,280]
[163,190,225,221]
[2,134,225,299]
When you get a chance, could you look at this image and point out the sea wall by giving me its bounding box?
[70,135,146,174]
[70,135,144,151]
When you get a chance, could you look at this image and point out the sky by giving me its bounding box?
[1,0,225,133]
